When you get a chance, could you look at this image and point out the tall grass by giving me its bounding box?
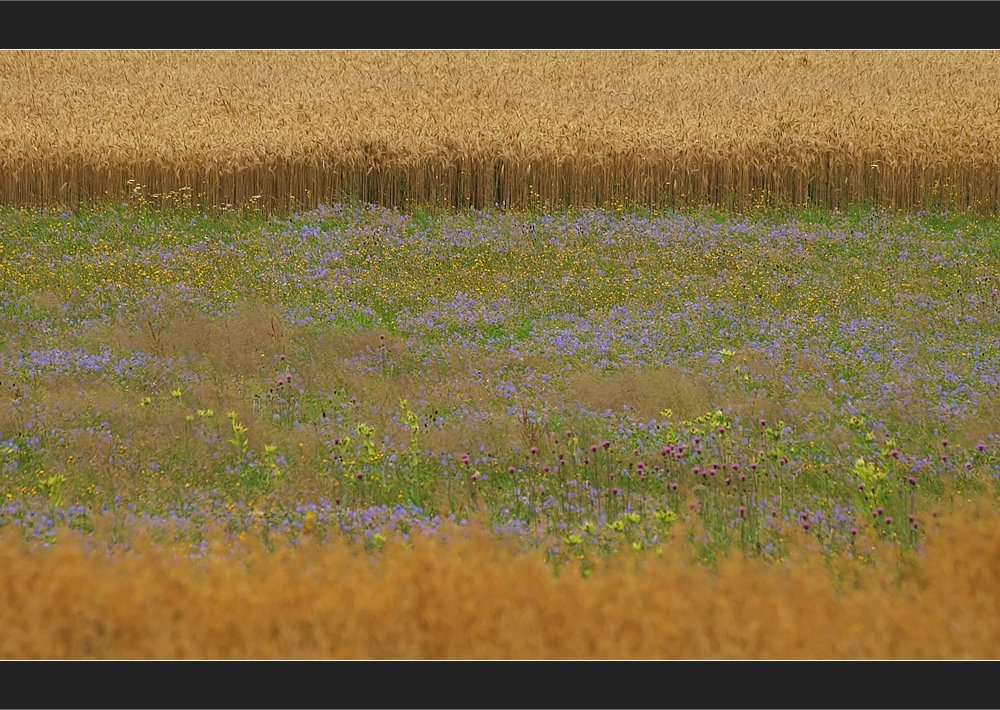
[4,500,1000,659]
[3,51,1000,212]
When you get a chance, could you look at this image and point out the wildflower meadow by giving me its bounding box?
[3,197,1000,657]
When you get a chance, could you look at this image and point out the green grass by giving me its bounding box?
[3,199,1000,566]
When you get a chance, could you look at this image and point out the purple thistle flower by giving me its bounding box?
[692,466,701,475]
[802,522,811,531]
[890,449,900,458]
[591,444,599,453]
[884,516,893,525]
[977,443,987,453]
[507,466,516,474]
[636,461,645,471]
[907,476,917,485]
[461,454,470,465]
[750,462,758,471]
[858,483,865,491]
[529,447,538,456]
[850,527,858,536]
[738,506,746,517]
[941,439,949,448]
[670,482,678,490]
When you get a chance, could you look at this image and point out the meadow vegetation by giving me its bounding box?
[3,198,1000,657]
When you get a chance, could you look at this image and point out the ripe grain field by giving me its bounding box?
[3,51,1000,213]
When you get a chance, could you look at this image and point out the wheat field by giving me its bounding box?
[3,50,1000,212]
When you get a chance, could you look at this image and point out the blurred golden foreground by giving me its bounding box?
[3,500,1000,659]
